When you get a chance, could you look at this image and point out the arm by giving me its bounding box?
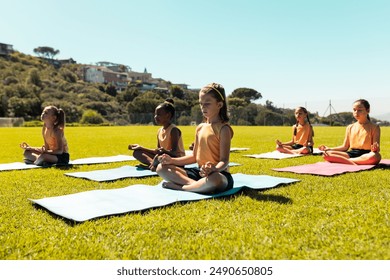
[22,126,46,153]
[200,125,232,177]
[19,142,43,153]
[128,144,157,154]
[371,125,380,152]
[159,153,196,166]
[159,127,182,157]
[276,126,295,146]
[216,125,232,171]
[304,126,314,146]
[276,139,294,146]
[319,127,350,152]
[42,126,50,152]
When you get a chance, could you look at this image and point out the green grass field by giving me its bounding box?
[0,126,389,260]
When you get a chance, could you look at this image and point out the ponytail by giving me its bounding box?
[294,121,298,136]
[56,108,66,128]
[294,106,314,137]
[306,114,314,137]
[45,105,66,128]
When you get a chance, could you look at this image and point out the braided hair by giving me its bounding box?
[354,99,371,120]
[294,107,314,137]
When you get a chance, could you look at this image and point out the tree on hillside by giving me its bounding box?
[105,83,117,97]
[265,100,283,114]
[230,87,262,104]
[118,86,139,102]
[227,97,247,108]
[127,91,164,123]
[228,97,250,125]
[33,46,60,60]
[25,68,42,87]
[170,85,184,99]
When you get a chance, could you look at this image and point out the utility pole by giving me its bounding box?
[323,100,338,126]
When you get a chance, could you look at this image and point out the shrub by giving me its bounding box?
[80,109,104,124]
[27,68,42,87]
[177,115,192,125]
[3,76,19,85]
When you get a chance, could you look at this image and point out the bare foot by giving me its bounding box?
[162,181,184,190]
[276,147,294,154]
[34,157,44,166]
[135,164,149,169]
[323,155,357,165]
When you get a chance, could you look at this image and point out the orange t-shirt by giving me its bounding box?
[157,124,185,157]
[347,122,379,150]
[293,122,313,146]
[195,122,234,169]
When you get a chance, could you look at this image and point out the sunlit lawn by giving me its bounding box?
[0,126,389,260]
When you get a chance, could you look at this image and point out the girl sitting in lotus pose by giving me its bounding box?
[156,83,234,194]
[319,99,381,165]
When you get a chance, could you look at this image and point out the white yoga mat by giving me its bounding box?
[65,165,156,181]
[0,155,135,171]
[30,173,299,222]
[0,162,42,171]
[230,147,250,151]
[185,148,249,155]
[244,151,303,159]
[64,162,242,182]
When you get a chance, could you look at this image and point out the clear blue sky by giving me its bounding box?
[2,0,390,117]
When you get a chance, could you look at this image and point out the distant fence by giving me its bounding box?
[0,118,24,127]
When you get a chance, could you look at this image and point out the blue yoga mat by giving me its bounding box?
[69,155,135,165]
[30,173,299,222]
[64,162,241,182]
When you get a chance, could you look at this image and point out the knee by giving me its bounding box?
[155,163,165,175]
[276,146,284,152]
[300,148,308,154]
[208,173,226,189]
[323,154,331,161]
[301,147,311,154]
[132,150,142,159]
[372,152,382,165]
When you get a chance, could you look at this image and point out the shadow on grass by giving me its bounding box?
[32,203,81,226]
[243,189,292,204]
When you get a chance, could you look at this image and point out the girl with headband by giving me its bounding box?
[156,82,234,194]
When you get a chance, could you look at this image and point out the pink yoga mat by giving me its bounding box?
[379,159,390,165]
[272,161,377,176]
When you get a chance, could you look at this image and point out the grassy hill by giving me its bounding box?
[0,52,130,124]
[1,52,389,127]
